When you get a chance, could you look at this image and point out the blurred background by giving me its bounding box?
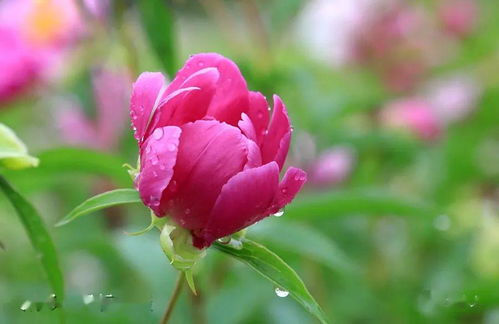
[1,0,499,323]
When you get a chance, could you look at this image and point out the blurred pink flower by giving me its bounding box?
[0,27,42,103]
[58,68,131,151]
[0,0,82,104]
[426,75,480,124]
[83,0,110,21]
[351,3,441,92]
[308,147,355,187]
[381,98,442,141]
[439,0,478,38]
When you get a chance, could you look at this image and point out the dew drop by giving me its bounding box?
[273,209,284,217]
[185,208,191,215]
[228,238,243,250]
[197,61,204,67]
[20,300,32,311]
[257,112,264,119]
[217,236,231,244]
[281,188,288,194]
[83,294,95,305]
[145,146,151,154]
[153,128,164,140]
[167,143,176,152]
[151,155,159,165]
[469,295,479,308]
[275,287,289,298]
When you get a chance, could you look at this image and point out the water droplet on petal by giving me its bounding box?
[257,112,264,119]
[281,188,288,194]
[185,208,191,215]
[273,209,284,217]
[145,146,151,154]
[275,287,289,298]
[153,128,164,140]
[167,143,176,152]
[151,155,159,165]
[197,61,204,67]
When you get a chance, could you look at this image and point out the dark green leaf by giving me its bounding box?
[214,239,328,324]
[137,0,177,76]
[0,176,64,302]
[252,221,358,274]
[56,189,141,227]
[286,189,441,220]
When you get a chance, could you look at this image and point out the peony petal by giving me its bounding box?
[164,53,250,126]
[192,162,280,248]
[247,91,270,145]
[261,95,291,170]
[162,120,248,230]
[130,72,166,142]
[244,138,262,170]
[267,167,307,215]
[136,126,181,216]
[238,113,257,142]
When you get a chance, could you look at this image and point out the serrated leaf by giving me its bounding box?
[0,176,64,301]
[56,188,141,227]
[0,123,38,170]
[214,239,328,324]
[137,0,176,76]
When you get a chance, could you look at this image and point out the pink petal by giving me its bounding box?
[238,113,257,142]
[162,120,248,230]
[247,91,270,145]
[244,139,262,170]
[130,72,166,142]
[192,162,280,248]
[164,53,250,126]
[136,126,181,216]
[267,167,307,215]
[261,95,292,170]
[150,67,219,129]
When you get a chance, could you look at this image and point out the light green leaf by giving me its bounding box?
[0,123,38,170]
[287,189,441,220]
[137,0,176,76]
[0,176,64,301]
[56,188,141,227]
[214,239,328,324]
[2,147,132,190]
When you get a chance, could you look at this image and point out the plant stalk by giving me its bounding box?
[160,272,184,324]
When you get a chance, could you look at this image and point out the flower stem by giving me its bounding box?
[160,272,184,324]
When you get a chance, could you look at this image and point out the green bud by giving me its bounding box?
[159,221,206,272]
[0,123,38,170]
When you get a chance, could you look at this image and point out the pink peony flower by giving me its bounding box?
[308,147,355,187]
[381,98,442,141]
[0,0,82,104]
[426,75,480,124]
[58,68,131,150]
[131,53,307,249]
[439,0,477,38]
[0,27,42,103]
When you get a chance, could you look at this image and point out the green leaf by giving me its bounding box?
[137,0,176,76]
[0,176,64,301]
[3,147,132,190]
[56,188,141,227]
[0,123,38,170]
[286,189,441,220]
[252,221,358,274]
[214,239,328,324]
